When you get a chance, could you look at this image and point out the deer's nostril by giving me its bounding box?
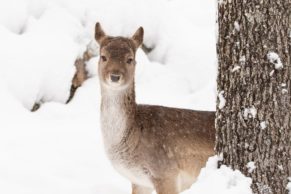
[110,74,121,82]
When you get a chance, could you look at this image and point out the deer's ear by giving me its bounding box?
[95,22,106,44]
[132,27,144,48]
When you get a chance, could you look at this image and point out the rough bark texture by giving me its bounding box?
[216,0,291,194]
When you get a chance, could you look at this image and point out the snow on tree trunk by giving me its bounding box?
[216,0,291,194]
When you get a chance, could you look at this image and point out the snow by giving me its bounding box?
[0,0,28,33]
[234,21,240,32]
[260,121,267,129]
[0,4,81,109]
[281,83,288,94]
[282,89,288,94]
[246,162,256,173]
[232,65,241,72]
[218,91,226,109]
[267,52,283,69]
[278,165,283,171]
[182,156,252,194]
[287,177,291,194]
[243,106,257,119]
[0,0,252,193]
[239,55,246,64]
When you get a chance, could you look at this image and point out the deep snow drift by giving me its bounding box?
[0,0,252,193]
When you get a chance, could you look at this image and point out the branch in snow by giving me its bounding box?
[218,91,226,109]
[246,161,256,173]
[267,52,283,69]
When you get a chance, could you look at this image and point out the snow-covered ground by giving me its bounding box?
[0,0,252,193]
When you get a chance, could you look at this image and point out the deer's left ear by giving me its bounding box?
[132,27,144,48]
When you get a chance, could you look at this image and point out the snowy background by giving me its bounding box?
[0,0,253,193]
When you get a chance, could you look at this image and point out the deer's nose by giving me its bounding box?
[110,74,121,82]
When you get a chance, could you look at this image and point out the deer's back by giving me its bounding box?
[136,104,215,148]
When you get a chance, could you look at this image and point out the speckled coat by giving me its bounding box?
[96,22,215,194]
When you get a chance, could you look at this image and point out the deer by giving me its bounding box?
[95,22,215,194]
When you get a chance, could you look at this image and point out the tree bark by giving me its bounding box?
[216,0,291,194]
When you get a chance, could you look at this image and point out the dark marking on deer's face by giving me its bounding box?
[95,23,143,90]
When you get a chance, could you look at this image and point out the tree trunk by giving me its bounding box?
[216,0,291,194]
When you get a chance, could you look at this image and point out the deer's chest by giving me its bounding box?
[100,95,152,187]
[100,102,127,144]
[111,156,153,188]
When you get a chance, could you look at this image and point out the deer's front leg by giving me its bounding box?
[132,183,153,194]
[152,178,179,194]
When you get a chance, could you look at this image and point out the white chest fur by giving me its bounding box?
[100,89,152,188]
[101,93,127,146]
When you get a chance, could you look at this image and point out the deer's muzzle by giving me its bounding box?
[110,73,121,83]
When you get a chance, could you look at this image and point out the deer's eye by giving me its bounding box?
[127,58,133,64]
[101,56,107,62]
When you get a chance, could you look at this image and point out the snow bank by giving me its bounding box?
[182,156,253,194]
[0,0,28,33]
[0,78,129,194]
[0,0,216,110]
[0,4,82,109]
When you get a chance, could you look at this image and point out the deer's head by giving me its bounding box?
[95,23,143,90]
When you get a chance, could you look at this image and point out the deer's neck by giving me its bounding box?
[100,83,138,148]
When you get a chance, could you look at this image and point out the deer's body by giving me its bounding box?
[95,23,215,194]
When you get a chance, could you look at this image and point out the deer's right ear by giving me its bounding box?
[132,27,144,48]
[95,22,106,44]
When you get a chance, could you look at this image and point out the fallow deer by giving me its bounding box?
[95,22,215,194]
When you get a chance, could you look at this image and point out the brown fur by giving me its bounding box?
[95,22,215,194]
